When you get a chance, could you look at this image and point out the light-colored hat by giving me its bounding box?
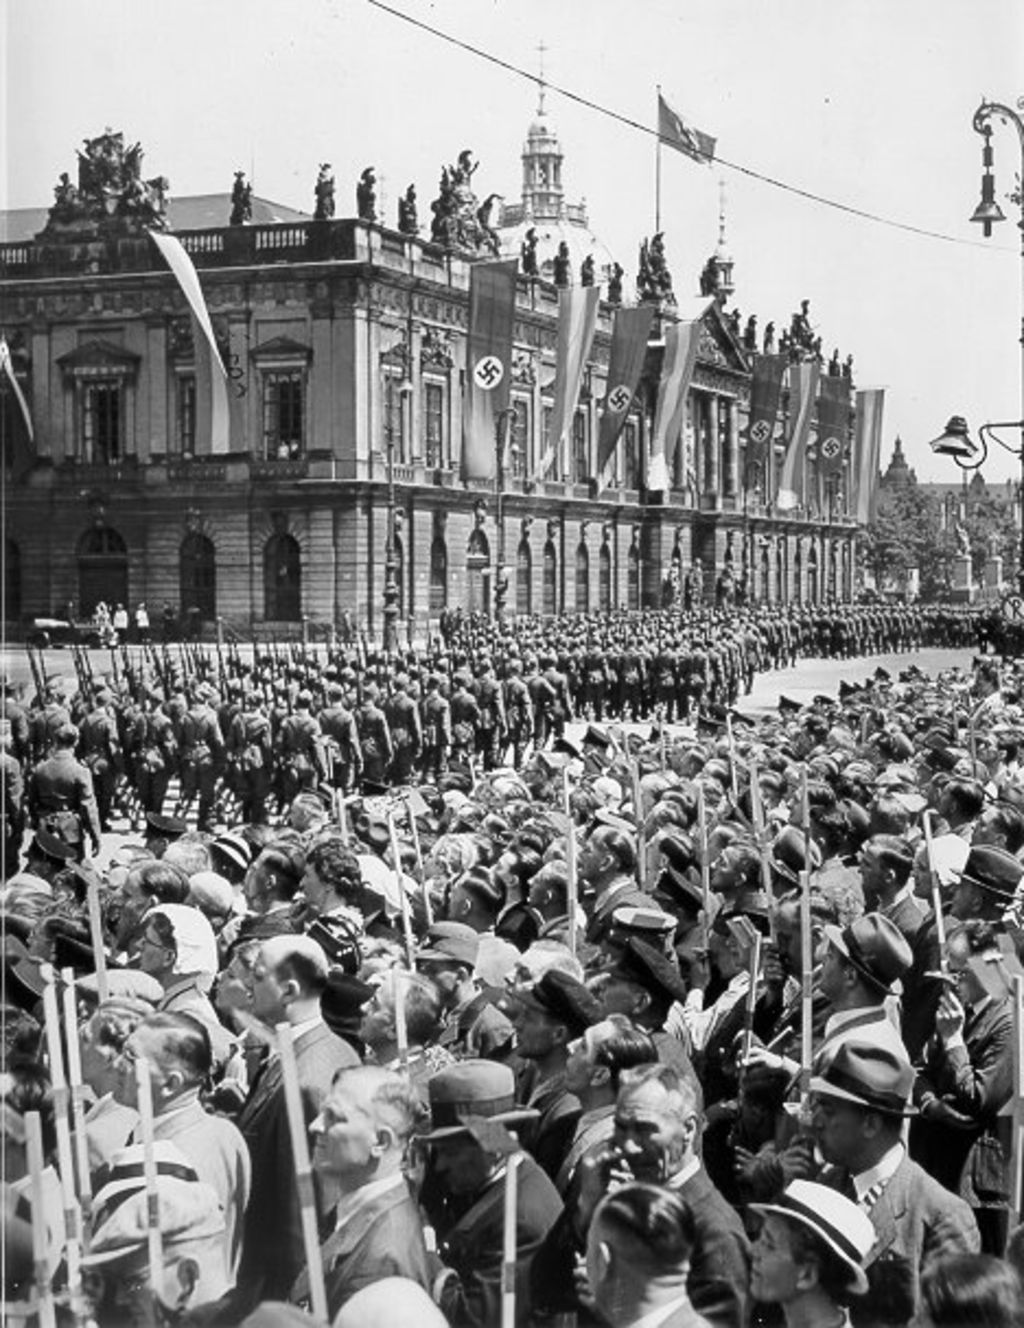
[148,903,218,976]
[750,1179,875,1295]
[188,871,242,918]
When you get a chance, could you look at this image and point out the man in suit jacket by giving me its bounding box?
[235,934,360,1306]
[580,822,647,945]
[290,1066,430,1317]
[811,1040,979,1328]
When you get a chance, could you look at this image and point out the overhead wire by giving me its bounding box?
[365,0,1015,254]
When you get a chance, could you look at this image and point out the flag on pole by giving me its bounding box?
[536,286,601,480]
[743,354,787,468]
[149,230,230,453]
[815,377,851,478]
[658,92,716,165]
[462,260,519,482]
[776,360,820,511]
[647,318,703,493]
[596,305,655,484]
[0,337,36,481]
[853,388,886,523]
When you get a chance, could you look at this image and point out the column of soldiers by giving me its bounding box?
[2,602,993,870]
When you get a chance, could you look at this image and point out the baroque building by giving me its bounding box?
[0,126,859,638]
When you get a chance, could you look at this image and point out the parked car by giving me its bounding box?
[24,616,104,649]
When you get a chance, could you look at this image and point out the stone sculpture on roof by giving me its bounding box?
[42,129,169,236]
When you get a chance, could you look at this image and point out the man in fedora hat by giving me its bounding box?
[811,1040,979,1328]
[949,844,1023,925]
[420,1059,562,1328]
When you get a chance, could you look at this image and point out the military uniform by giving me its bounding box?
[229,697,274,824]
[420,678,452,783]
[77,695,123,830]
[179,690,225,831]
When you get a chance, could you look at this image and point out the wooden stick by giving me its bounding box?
[26,1111,58,1328]
[393,969,409,1069]
[696,784,711,919]
[85,882,109,1004]
[748,759,776,941]
[741,930,764,1068]
[501,1151,524,1328]
[276,1022,328,1323]
[135,1058,163,1296]
[725,714,739,802]
[388,809,416,969]
[61,968,93,1232]
[41,967,86,1322]
[1010,975,1024,1220]
[563,766,578,960]
[405,794,431,928]
[921,810,949,973]
[798,765,814,1106]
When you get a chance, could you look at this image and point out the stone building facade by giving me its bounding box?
[1,129,859,639]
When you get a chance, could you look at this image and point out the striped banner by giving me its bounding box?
[1,338,36,482]
[853,388,886,524]
[647,318,702,493]
[150,230,229,453]
[462,260,519,482]
[536,286,601,480]
[596,305,655,483]
[776,359,820,511]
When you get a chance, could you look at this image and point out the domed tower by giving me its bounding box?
[496,61,617,290]
[699,180,735,304]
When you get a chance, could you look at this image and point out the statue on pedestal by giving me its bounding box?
[397,184,418,235]
[828,348,841,377]
[427,150,498,254]
[313,163,335,221]
[553,240,571,287]
[520,227,539,277]
[955,522,972,558]
[763,321,776,354]
[638,232,674,304]
[699,255,719,297]
[743,315,758,352]
[356,167,377,222]
[229,171,252,225]
[608,262,624,305]
[843,354,854,382]
[580,254,595,287]
[790,298,813,352]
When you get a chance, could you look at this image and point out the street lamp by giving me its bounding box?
[383,374,413,653]
[961,96,1024,595]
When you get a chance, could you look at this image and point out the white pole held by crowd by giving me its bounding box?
[276,1022,329,1323]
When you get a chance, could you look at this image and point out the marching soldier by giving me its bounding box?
[449,671,481,769]
[355,682,393,787]
[1,719,25,877]
[385,674,423,786]
[134,694,178,819]
[473,658,506,772]
[77,685,123,831]
[179,683,225,832]
[503,658,534,768]
[277,689,326,805]
[27,721,102,859]
[420,672,452,783]
[228,687,274,825]
[319,681,362,794]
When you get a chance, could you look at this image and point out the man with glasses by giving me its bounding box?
[137,903,232,1070]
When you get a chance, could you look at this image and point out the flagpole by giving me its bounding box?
[655,85,662,233]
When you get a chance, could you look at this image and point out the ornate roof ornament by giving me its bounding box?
[41,130,169,238]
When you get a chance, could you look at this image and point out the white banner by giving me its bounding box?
[150,230,229,453]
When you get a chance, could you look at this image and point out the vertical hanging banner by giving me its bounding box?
[596,305,655,482]
[744,353,787,468]
[815,376,851,478]
[536,286,601,480]
[647,317,703,493]
[776,359,820,511]
[0,337,36,481]
[149,230,229,453]
[853,388,886,524]
[462,260,519,482]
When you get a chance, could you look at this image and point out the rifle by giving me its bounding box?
[26,643,46,706]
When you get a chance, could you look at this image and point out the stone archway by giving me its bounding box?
[77,526,128,617]
[264,532,301,621]
[180,533,216,621]
[467,528,490,616]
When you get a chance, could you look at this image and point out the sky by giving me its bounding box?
[4,0,1023,482]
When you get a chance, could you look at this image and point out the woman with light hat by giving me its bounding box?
[749,1179,874,1328]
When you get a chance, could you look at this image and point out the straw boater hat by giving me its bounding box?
[749,1180,875,1295]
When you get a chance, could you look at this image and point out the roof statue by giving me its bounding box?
[42,129,170,236]
[229,171,253,226]
[429,150,500,255]
[313,164,335,221]
[553,240,571,287]
[398,184,419,236]
[608,262,624,305]
[637,232,675,305]
[520,226,539,277]
[580,253,595,287]
[357,167,378,223]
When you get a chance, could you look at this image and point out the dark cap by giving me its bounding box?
[145,812,188,839]
[611,938,689,1007]
[953,844,1024,905]
[30,829,77,863]
[515,969,603,1038]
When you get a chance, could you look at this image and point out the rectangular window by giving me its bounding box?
[572,410,588,484]
[509,397,529,477]
[82,379,122,463]
[262,370,304,459]
[541,404,553,477]
[424,381,445,468]
[623,419,639,490]
[383,374,407,462]
[177,374,196,456]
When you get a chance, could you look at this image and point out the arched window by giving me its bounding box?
[77,526,128,617]
[4,538,21,622]
[429,537,448,613]
[467,528,490,616]
[180,533,216,621]
[599,542,612,612]
[516,539,532,616]
[627,544,640,611]
[794,544,803,605]
[575,542,590,613]
[542,540,558,616]
[264,533,301,621]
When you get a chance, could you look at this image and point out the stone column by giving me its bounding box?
[724,397,739,498]
[707,394,720,496]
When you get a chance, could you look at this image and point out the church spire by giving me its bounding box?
[712,177,734,302]
[521,44,568,222]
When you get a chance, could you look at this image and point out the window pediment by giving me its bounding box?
[59,340,141,381]
[250,336,312,366]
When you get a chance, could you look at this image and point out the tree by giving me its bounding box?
[861,473,940,595]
